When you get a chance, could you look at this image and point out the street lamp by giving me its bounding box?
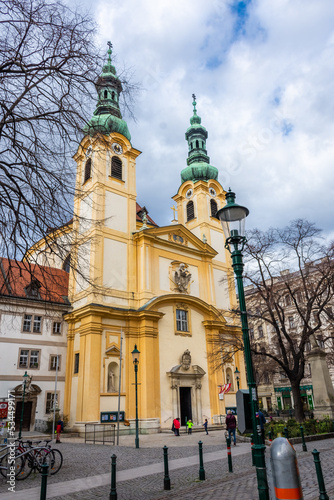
[234,367,240,390]
[19,371,29,439]
[131,345,140,449]
[216,189,269,500]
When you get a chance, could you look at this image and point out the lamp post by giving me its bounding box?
[19,371,29,439]
[234,367,240,390]
[131,345,140,449]
[217,189,269,500]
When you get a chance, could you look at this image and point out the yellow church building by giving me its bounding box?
[30,46,246,433]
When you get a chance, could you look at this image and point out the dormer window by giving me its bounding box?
[111,156,122,180]
[84,158,92,183]
[24,280,41,299]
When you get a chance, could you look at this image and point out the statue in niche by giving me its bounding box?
[107,366,116,392]
[174,263,192,293]
[181,350,191,371]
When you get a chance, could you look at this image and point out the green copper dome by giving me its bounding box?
[181,95,218,183]
[83,43,131,141]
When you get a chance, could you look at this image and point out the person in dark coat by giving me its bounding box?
[225,410,237,445]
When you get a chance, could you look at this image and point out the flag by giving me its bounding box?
[218,383,231,400]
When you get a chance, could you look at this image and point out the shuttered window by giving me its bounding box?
[111,156,122,180]
[186,201,195,221]
[84,159,91,183]
[210,199,218,217]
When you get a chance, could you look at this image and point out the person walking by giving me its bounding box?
[173,417,180,436]
[203,418,209,435]
[225,410,237,446]
[56,418,64,443]
[186,419,193,435]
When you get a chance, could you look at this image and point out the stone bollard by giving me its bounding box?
[225,433,233,473]
[110,454,117,500]
[312,449,329,500]
[270,438,303,500]
[198,441,205,480]
[163,446,171,490]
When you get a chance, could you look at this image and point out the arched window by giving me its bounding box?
[104,90,108,98]
[226,367,234,391]
[210,198,218,217]
[84,158,91,183]
[111,156,122,180]
[196,140,199,148]
[186,200,195,221]
[202,141,204,148]
[190,142,193,149]
[111,91,115,100]
[63,254,71,273]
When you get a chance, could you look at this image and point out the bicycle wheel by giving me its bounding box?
[49,449,63,475]
[16,455,33,480]
[0,452,25,479]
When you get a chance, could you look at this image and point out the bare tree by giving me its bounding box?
[210,219,334,422]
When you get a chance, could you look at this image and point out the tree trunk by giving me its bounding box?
[291,379,305,422]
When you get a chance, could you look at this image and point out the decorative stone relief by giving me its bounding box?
[181,349,191,371]
[170,262,192,293]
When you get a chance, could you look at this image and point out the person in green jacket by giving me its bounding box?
[186,419,193,435]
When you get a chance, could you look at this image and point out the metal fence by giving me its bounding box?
[85,424,116,445]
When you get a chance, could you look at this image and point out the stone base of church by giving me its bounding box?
[71,418,161,437]
[312,405,334,419]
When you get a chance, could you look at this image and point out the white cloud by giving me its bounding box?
[77,0,334,236]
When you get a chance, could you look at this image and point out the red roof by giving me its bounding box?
[136,203,158,227]
[0,258,69,305]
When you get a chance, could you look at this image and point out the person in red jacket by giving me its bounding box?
[225,410,237,446]
[56,419,64,443]
[173,417,180,436]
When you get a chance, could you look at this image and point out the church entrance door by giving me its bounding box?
[15,401,32,431]
[180,387,192,426]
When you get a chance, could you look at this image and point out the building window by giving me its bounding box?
[288,316,295,329]
[196,140,199,148]
[84,158,92,183]
[111,156,122,180]
[23,315,32,332]
[50,355,61,371]
[18,349,40,369]
[249,328,254,340]
[52,322,62,335]
[63,254,71,273]
[258,325,264,338]
[305,341,311,352]
[186,201,195,222]
[285,295,291,306]
[33,316,42,333]
[176,309,188,332]
[210,199,218,217]
[263,372,270,384]
[22,314,42,333]
[104,90,108,98]
[45,392,58,414]
[316,335,325,348]
[74,353,80,374]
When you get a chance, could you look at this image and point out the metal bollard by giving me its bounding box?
[270,438,303,500]
[110,454,117,500]
[40,463,49,500]
[225,434,233,473]
[163,446,171,490]
[312,449,329,500]
[250,433,255,466]
[198,441,205,480]
[268,431,272,445]
[300,426,307,452]
[284,427,289,439]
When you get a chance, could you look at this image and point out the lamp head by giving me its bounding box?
[216,189,249,242]
[131,344,140,364]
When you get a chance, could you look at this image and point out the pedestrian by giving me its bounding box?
[173,417,180,436]
[225,410,237,446]
[56,418,64,443]
[186,419,193,435]
[257,410,266,444]
[203,418,209,435]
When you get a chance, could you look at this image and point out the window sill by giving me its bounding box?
[175,331,192,337]
[109,176,125,184]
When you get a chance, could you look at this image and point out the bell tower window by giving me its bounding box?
[84,158,92,183]
[104,90,108,98]
[111,156,122,180]
[112,91,115,100]
[196,140,199,148]
[186,200,195,222]
[210,199,218,217]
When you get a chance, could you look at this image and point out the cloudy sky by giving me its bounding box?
[74,0,334,238]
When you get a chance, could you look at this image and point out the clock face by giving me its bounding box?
[186,189,193,199]
[85,145,92,157]
[209,188,217,197]
[112,142,123,154]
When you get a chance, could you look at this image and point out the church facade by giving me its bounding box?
[56,47,246,432]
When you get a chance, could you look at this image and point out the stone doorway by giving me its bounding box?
[180,387,192,425]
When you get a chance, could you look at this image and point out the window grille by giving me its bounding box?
[84,159,92,183]
[19,350,29,368]
[23,315,32,332]
[33,316,42,333]
[30,350,39,368]
[111,156,122,180]
[186,201,195,221]
[210,199,218,217]
[74,353,80,374]
[176,309,188,332]
[53,322,62,334]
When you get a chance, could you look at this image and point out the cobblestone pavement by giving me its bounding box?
[0,432,333,499]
